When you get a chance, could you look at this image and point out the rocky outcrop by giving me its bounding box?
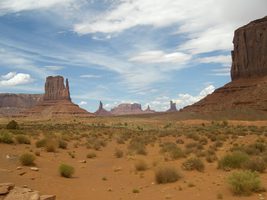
[143,105,156,114]
[0,183,56,200]
[0,94,42,116]
[166,101,177,112]
[231,16,267,80]
[43,76,70,101]
[111,103,144,115]
[22,76,93,118]
[182,16,267,114]
[94,101,111,116]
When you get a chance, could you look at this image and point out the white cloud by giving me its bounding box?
[80,74,101,78]
[129,50,191,64]
[175,85,215,108]
[198,55,231,66]
[0,0,74,14]
[0,72,33,86]
[43,65,64,71]
[79,101,87,106]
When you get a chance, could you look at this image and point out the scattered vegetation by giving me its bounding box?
[20,153,35,166]
[59,164,75,178]
[218,151,249,170]
[155,166,181,184]
[182,157,205,172]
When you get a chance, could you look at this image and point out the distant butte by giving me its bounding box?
[22,76,93,118]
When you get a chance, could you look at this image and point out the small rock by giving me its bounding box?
[79,160,86,163]
[0,183,15,195]
[30,167,39,172]
[113,167,122,172]
[40,195,56,200]
[16,166,22,170]
[107,187,112,192]
[19,172,26,176]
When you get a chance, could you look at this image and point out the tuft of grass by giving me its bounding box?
[0,132,13,144]
[243,157,266,173]
[20,153,35,166]
[59,164,75,178]
[35,138,47,148]
[155,166,181,184]
[182,157,205,172]
[58,139,68,149]
[114,148,123,158]
[228,170,262,196]
[218,151,249,170]
[135,160,148,171]
[87,151,96,159]
[15,135,31,144]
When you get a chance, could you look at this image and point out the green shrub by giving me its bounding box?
[35,138,47,148]
[218,151,249,170]
[15,135,31,144]
[0,132,13,144]
[182,157,205,172]
[228,170,261,196]
[243,157,266,173]
[135,160,148,171]
[87,151,96,159]
[155,166,181,184]
[58,139,68,149]
[59,164,74,178]
[20,153,35,166]
[6,120,19,129]
[160,142,184,160]
[114,148,123,158]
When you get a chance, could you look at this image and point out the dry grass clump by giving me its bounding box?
[182,157,205,172]
[114,148,123,158]
[59,164,75,178]
[20,153,35,166]
[15,135,31,144]
[155,166,181,184]
[135,159,148,171]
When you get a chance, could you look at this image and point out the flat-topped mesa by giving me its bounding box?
[231,16,267,80]
[111,103,143,115]
[43,76,71,101]
[166,101,177,112]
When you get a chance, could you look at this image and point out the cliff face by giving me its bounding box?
[0,94,43,116]
[43,76,71,101]
[182,16,267,114]
[231,16,267,80]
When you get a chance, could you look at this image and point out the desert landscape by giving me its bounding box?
[0,1,267,200]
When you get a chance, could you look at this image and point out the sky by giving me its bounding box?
[0,0,266,112]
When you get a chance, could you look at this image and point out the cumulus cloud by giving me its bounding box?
[79,101,87,106]
[0,72,33,86]
[175,85,215,108]
[129,51,191,64]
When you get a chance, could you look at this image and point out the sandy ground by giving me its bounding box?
[0,132,266,200]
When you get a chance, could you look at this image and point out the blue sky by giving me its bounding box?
[0,0,266,112]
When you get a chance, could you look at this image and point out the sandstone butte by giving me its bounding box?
[182,16,267,114]
[21,76,93,118]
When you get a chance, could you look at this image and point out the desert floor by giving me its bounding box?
[0,118,267,200]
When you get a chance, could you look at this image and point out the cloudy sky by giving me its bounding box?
[0,0,266,112]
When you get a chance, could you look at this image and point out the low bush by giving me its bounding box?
[228,170,261,196]
[243,157,266,173]
[58,139,68,149]
[15,135,31,144]
[20,153,35,166]
[0,132,13,144]
[155,166,181,184]
[6,120,19,130]
[35,138,47,148]
[218,151,249,170]
[59,164,75,178]
[182,157,205,172]
[87,151,96,159]
[135,160,148,171]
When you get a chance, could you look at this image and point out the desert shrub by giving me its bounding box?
[87,151,96,159]
[135,160,148,171]
[6,120,19,129]
[155,166,181,184]
[15,135,31,144]
[59,164,74,178]
[182,157,205,172]
[35,138,47,148]
[0,132,13,144]
[20,153,35,166]
[243,157,266,173]
[228,170,261,196]
[218,151,249,170]
[114,148,123,158]
[45,141,57,152]
[206,154,217,163]
[160,142,184,160]
[128,140,147,155]
[58,139,68,149]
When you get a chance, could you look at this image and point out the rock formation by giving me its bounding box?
[0,183,56,200]
[166,101,177,112]
[231,16,267,80]
[111,103,145,115]
[94,101,111,116]
[22,76,93,118]
[0,94,42,116]
[182,16,267,114]
[143,105,156,114]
